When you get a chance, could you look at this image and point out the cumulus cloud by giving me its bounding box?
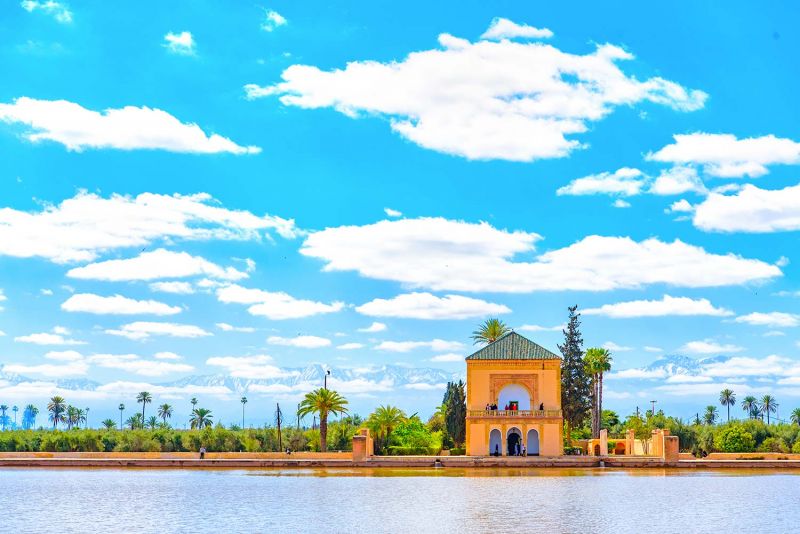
[375,339,464,353]
[666,199,694,214]
[68,250,249,281]
[518,324,564,332]
[602,341,632,352]
[3,360,87,377]
[357,322,387,333]
[20,0,72,23]
[61,293,181,315]
[337,343,364,350]
[583,295,733,318]
[149,281,195,294]
[105,321,211,340]
[300,217,780,293]
[647,133,800,178]
[216,284,344,320]
[153,352,182,360]
[480,17,553,40]
[0,97,260,154]
[430,353,464,363]
[266,335,331,348]
[384,208,402,218]
[247,20,705,162]
[88,353,194,376]
[693,182,800,233]
[356,292,510,320]
[678,339,744,354]
[0,191,297,264]
[14,327,86,346]
[734,312,800,328]
[163,31,195,55]
[207,355,295,380]
[557,168,646,197]
[44,350,83,361]
[649,166,707,196]
[261,9,287,32]
[215,323,255,333]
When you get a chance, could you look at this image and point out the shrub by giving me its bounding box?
[449,447,466,456]
[792,440,800,454]
[387,446,439,456]
[714,425,755,453]
[758,437,788,453]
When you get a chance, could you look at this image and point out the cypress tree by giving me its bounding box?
[558,305,591,445]
[444,380,466,448]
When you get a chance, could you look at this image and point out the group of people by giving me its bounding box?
[484,402,545,412]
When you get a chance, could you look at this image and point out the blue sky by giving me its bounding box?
[1,1,800,425]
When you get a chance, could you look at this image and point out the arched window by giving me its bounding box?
[497,383,531,410]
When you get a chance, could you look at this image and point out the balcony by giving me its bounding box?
[467,409,562,418]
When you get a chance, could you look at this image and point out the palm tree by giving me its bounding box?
[741,396,758,419]
[703,405,718,425]
[12,406,18,429]
[240,396,248,428]
[791,408,800,425]
[146,416,159,430]
[66,406,79,430]
[101,419,117,430]
[48,396,67,429]
[471,318,510,345]
[0,405,8,431]
[136,391,152,422]
[118,403,125,429]
[75,408,86,429]
[23,404,38,430]
[190,408,213,429]
[584,347,612,439]
[719,389,736,422]
[126,413,143,430]
[297,388,349,452]
[157,403,173,425]
[760,395,778,425]
[366,405,407,453]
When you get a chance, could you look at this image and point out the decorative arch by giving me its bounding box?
[489,429,502,456]
[489,374,537,406]
[526,429,540,456]
[507,427,522,456]
[497,383,531,410]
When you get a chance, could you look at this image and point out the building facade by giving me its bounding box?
[465,332,563,456]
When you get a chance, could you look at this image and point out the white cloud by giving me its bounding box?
[384,208,402,218]
[163,31,195,55]
[301,217,780,293]
[52,326,70,335]
[0,289,5,311]
[357,321,387,333]
[357,292,509,320]
[68,249,248,281]
[608,368,667,380]
[3,360,87,377]
[14,329,85,346]
[666,199,694,213]
[337,343,364,350]
[95,381,233,400]
[644,346,663,352]
[153,352,182,360]
[267,335,331,348]
[763,330,786,337]
[613,199,631,209]
[693,182,800,233]
[149,281,195,294]
[248,21,705,162]
[215,323,256,333]
[430,353,463,363]
[105,321,211,340]
[261,9,287,32]
[649,166,707,196]
[20,0,72,23]
[0,97,260,154]
[403,382,446,391]
[0,191,296,264]
[647,133,800,178]
[61,293,181,315]
[704,355,789,378]
[375,339,464,353]
[678,339,745,354]
[88,353,194,376]
[480,17,553,40]
[44,350,83,361]
[734,312,800,328]
[583,295,733,318]
[40,289,53,296]
[602,341,632,352]
[557,167,646,197]
[518,324,564,332]
[207,355,294,380]
[216,284,344,319]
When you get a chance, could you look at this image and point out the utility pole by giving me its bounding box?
[296,403,301,430]
[324,369,330,389]
[650,400,657,417]
[635,406,640,418]
[275,403,283,451]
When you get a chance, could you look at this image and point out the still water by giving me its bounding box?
[0,467,797,533]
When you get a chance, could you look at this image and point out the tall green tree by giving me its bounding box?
[189,408,213,429]
[741,396,758,419]
[558,305,590,444]
[470,318,510,345]
[791,408,800,425]
[101,419,117,430]
[719,389,736,422]
[760,395,778,424]
[23,404,38,430]
[0,405,7,431]
[584,347,612,439]
[137,391,152,421]
[157,403,173,425]
[366,405,407,453]
[443,381,467,448]
[703,405,718,425]
[47,396,66,429]
[297,388,349,452]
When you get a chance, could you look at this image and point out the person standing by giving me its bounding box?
[199,446,206,460]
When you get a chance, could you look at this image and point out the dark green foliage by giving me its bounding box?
[714,425,756,452]
[559,305,590,442]
[443,381,466,447]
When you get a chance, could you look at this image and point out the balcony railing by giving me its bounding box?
[467,409,562,418]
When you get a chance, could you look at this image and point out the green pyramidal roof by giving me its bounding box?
[465,331,561,360]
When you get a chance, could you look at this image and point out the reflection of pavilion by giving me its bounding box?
[465,332,563,456]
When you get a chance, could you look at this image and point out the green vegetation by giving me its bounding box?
[559,305,591,445]
[297,388,348,452]
[584,347,612,439]
[470,318,510,345]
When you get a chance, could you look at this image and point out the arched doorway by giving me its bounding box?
[526,429,540,456]
[507,427,522,456]
[594,444,601,456]
[497,384,531,411]
[489,429,502,456]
